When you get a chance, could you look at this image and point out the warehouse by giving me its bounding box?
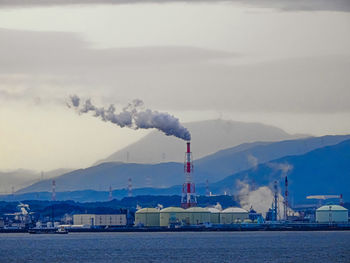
[316,205,348,223]
[135,208,160,227]
[73,214,127,227]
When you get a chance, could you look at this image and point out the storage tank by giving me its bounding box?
[159,207,187,227]
[185,207,211,225]
[135,208,160,227]
[220,207,249,224]
[207,207,221,224]
[316,205,348,223]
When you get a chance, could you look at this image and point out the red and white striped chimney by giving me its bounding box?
[181,142,197,208]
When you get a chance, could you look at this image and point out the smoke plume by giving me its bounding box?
[67,95,191,141]
[237,180,278,215]
[237,180,297,219]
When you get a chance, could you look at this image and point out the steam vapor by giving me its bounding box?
[67,95,191,141]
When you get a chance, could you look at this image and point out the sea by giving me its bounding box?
[0,231,349,263]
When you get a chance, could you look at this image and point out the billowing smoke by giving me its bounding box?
[237,180,278,215]
[237,180,297,219]
[67,95,191,141]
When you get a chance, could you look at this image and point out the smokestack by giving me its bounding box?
[206,179,210,197]
[273,180,278,221]
[181,142,197,208]
[340,194,344,206]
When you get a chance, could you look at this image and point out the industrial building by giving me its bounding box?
[73,214,127,227]
[135,206,249,227]
[315,205,348,223]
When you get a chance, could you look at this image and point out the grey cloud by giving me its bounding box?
[1,29,350,114]
[0,29,236,74]
[0,0,349,12]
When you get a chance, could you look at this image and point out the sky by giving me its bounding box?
[0,0,350,171]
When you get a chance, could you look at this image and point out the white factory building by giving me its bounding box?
[73,214,127,227]
[316,205,348,223]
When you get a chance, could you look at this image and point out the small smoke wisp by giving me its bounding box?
[67,95,191,141]
[247,154,258,170]
[267,162,293,177]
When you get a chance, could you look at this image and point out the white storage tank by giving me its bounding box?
[220,207,249,224]
[207,207,221,224]
[316,205,348,223]
[159,207,187,227]
[135,208,160,227]
[185,207,211,225]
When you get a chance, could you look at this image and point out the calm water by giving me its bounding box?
[0,231,349,263]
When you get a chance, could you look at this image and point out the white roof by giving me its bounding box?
[160,207,186,213]
[186,207,210,212]
[136,208,160,213]
[206,207,221,213]
[317,205,348,211]
[222,207,248,213]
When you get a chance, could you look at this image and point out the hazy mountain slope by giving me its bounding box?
[17,162,184,193]
[195,134,350,182]
[0,168,72,194]
[18,135,350,194]
[96,119,302,164]
[210,139,350,203]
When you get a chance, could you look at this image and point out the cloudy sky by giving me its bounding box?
[0,0,349,171]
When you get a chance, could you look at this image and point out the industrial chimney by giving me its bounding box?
[181,142,197,208]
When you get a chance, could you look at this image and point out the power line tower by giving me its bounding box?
[52,180,56,201]
[205,179,210,197]
[128,178,132,197]
[109,185,113,201]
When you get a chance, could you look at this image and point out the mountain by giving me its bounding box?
[17,135,350,194]
[209,139,350,203]
[195,134,350,182]
[96,119,304,164]
[0,168,72,194]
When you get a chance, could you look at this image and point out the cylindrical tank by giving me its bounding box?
[316,205,348,223]
[207,207,221,224]
[185,207,211,225]
[135,208,160,227]
[160,207,187,227]
[220,207,249,224]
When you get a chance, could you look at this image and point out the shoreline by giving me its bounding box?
[1,223,350,233]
